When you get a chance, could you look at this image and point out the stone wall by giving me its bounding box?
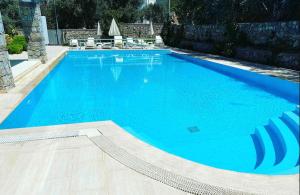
[238,21,299,49]
[183,21,300,49]
[63,29,99,44]
[0,12,15,92]
[61,23,163,44]
[169,21,300,70]
[20,3,47,63]
[119,23,163,38]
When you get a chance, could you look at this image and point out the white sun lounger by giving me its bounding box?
[155,36,164,46]
[137,39,149,49]
[126,37,135,48]
[102,42,113,49]
[70,39,79,47]
[85,37,96,49]
[114,36,123,48]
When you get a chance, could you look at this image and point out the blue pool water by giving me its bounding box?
[1,50,299,174]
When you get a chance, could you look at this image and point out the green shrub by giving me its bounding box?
[222,42,235,57]
[12,35,27,51]
[7,43,23,54]
[213,41,235,57]
[237,31,250,46]
[161,22,185,47]
[6,35,27,54]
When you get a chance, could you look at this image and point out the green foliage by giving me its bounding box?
[222,42,235,57]
[6,35,27,54]
[12,35,27,51]
[224,23,239,43]
[0,0,20,34]
[7,43,23,54]
[142,4,165,23]
[161,22,184,47]
[171,0,300,25]
[1,0,298,33]
[212,41,235,57]
[236,31,250,47]
[42,0,143,33]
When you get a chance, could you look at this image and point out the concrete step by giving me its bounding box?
[269,118,299,169]
[253,126,276,169]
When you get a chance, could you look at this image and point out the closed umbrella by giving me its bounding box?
[97,21,102,36]
[108,18,121,36]
[149,21,154,36]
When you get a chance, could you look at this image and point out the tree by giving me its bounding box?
[42,0,143,32]
[142,4,165,23]
[171,0,300,25]
[0,0,20,34]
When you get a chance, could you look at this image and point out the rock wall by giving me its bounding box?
[119,23,163,38]
[63,29,99,44]
[238,21,299,49]
[184,25,225,43]
[183,21,300,49]
[20,3,47,63]
[0,12,15,92]
[170,21,300,70]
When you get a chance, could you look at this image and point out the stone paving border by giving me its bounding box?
[0,122,298,195]
[91,135,253,195]
[0,128,252,195]
[171,48,300,82]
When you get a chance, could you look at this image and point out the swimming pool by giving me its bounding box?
[1,50,299,175]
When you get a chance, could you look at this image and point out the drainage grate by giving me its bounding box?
[188,126,200,133]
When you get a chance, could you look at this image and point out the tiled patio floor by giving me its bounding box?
[0,135,189,195]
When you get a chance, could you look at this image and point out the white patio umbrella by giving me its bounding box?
[108,18,121,36]
[149,21,154,36]
[97,21,102,36]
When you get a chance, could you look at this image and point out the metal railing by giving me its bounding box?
[74,38,158,47]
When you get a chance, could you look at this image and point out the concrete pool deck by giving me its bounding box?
[171,48,300,83]
[0,122,298,195]
[0,124,190,195]
[0,47,299,194]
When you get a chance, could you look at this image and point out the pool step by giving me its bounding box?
[252,108,300,172]
[281,111,299,142]
[294,106,299,115]
[253,126,276,169]
[268,118,299,168]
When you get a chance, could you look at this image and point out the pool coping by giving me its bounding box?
[0,47,67,124]
[0,48,299,194]
[0,121,298,195]
[170,48,300,83]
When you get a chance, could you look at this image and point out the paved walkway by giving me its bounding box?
[0,135,189,195]
[9,46,66,61]
[171,48,300,82]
